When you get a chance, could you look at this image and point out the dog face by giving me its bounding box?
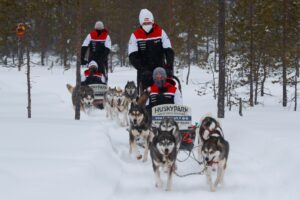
[105,87,115,101]
[201,137,221,163]
[159,118,179,135]
[201,117,218,131]
[79,85,94,106]
[113,88,126,106]
[125,81,137,96]
[128,103,146,126]
[155,130,176,156]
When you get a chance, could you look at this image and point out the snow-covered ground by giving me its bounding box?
[0,64,299,200]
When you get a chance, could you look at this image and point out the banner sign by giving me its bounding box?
[152,104,192,129]
[88,84,107,100]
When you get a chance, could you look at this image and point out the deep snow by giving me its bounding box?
[0,64,299,200]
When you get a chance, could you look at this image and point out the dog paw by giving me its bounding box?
[142,158,147,162]
[210,186,216,192]
[136,155,142,160]
[155,182,163,188]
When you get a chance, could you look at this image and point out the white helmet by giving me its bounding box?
[88,60,98,69]
[94,21,104,30]
[139,9,154,25]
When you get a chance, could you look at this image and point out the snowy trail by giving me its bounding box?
[0,66,300,200]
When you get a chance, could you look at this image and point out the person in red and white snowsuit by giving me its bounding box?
[81,60,106,86]
[81,21,111,77]
[128,9,175,94]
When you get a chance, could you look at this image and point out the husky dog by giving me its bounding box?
[201,136,229,192]
[128,103,151,162]
[113,87,129,126]
[66,84,94,113]
[124,81,138,104]
[158,118,181,151]
[199,116,223,142]
[150,129,177,191]
[197,116,224,160]
[104,87,116,119]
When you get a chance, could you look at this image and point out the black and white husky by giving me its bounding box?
[150,129,177,191]
[201,136,229,192]
[124,81,138,104]
[158,118,181,151]
[199,116,223,142]
[128,103,151,162]
[197,116,224,160]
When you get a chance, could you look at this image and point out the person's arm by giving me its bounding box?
[128,33,143,70]
[104,35,111,56]
[162,30,174,76]
[81,34,91,65]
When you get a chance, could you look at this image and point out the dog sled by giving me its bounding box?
[151,104,197,152]
[88,83,108,109]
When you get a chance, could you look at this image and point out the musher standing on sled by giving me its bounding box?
[81,21,111,82]
[128,9,175,95]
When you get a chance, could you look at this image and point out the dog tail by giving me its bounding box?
[66,84,74,94]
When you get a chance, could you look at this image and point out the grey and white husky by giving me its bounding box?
[197,116,224,161]
[128,103,151,162]
[158,118,181,151]
[150,129,177,191]
[66,84,94,113]
[201,136,229,192]
[124,81,138,104]
[104,87,116,119]
[113,87,129,126]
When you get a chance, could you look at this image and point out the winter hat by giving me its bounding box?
[153,67,167,80]
[139,9,154,25]
[94,21,104,30]
[88,60,98,69]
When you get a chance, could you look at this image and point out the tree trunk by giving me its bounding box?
[249,0,254,107]
[282,0,288,107]
[239,98,243,116]
[186,27,191,85]
[41,51,45,66]
[18,38,22,71]
[254,56,260,104]
[214,33,218,72]
[295,74,297,111]
[217,0,226,118]
[75,0,82,120]
[261,61,267,96]
[26,46,31,118]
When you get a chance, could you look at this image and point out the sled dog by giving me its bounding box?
[201,136,229,192]
[124,81,138,104]
[66,84,94,112]
[150,129,177,191]
[197,116,224,162]
[104,87,116,119]
[158,118,181,151]
[199,116,223,142]
[128,103,151,161]
[113,87,129,126]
